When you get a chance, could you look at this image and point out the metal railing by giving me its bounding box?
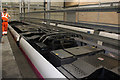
[19,1,120,54]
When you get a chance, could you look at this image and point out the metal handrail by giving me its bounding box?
[24,2,120,13]
[21,17,120,33]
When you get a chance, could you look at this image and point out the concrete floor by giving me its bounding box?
[0,39,2,79]
[2,36,22,78]
[1,31,38,79]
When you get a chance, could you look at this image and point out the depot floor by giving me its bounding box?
[1,31,38,79]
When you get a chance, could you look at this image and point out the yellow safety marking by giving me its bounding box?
[56,53,59,55]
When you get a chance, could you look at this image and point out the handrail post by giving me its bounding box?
[46,0,51,25]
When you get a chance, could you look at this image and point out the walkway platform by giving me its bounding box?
[1,31,38,79]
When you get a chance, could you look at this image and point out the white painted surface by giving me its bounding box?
[42,22,46,24]
[57,24,119,40]
[97,41,103,46]
[8,25,20,41]
[99,31,120,40]
[50,23,56,26]
[19,37,66,78]
[58,24,94,34]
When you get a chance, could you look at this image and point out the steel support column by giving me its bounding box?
[28,0,30,22]
[46,0,51,25]
[23,0,25,21]
[44,0,46,20]
[19,0,22,21]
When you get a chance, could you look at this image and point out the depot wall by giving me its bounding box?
[65,0,119,25]
[2,0,119,25]
[78,12,119,25]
